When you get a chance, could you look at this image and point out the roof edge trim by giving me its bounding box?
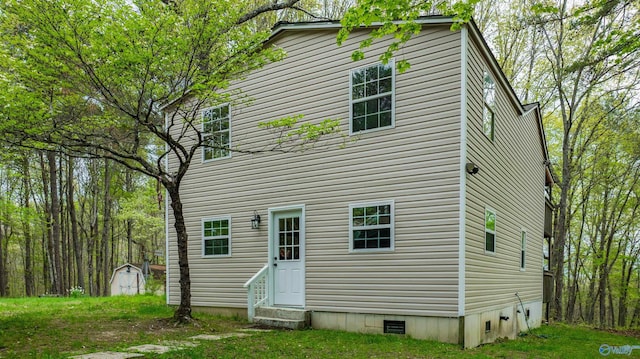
[269,16,456,39]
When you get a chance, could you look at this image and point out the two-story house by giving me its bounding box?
[165,16,554,348]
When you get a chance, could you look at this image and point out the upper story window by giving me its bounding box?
[350,61,395,134]
[483,71,496,141]
[202,104,231,161]
[349,201,394,252]
[202,217,231,257]
[485,208,496,253]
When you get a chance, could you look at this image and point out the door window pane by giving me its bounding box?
[278,216,301,261]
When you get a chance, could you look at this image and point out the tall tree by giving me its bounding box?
[529,0,640,321]
[0,0,340,321]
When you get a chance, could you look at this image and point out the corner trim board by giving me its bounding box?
[458,26,468,317]
[164,112,170,305]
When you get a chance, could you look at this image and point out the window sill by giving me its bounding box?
[349,248,395,254]
[202,254,232,258]
[202,155,232,164]
[349,124,395,137]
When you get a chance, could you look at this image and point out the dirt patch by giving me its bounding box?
[97,331,124,342]
[599,328,640,339]
[141,318,207,333]
[244,324,289,331]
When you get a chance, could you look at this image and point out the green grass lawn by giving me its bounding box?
[0,295,638,358]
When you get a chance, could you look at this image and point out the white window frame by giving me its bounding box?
[482,70,496,141]
[349,200,395,253]
[202,216,232,258]
[202,103,231,162]
[520,229,527,271]
[484,207,496,254]
[349,60,396,135]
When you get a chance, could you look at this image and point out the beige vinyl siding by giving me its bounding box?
[167,25,463,317]
[464,34,545,314]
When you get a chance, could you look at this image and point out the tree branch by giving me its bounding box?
[236,0,302,25]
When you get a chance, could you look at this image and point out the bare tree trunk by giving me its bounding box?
[618,261,632,326]
[552,150,571,321]
[87,159,99,296]
[597,188,613,328]
[40,233,47,294]
[39,151,55,293]
[166,182,191,322]
[598,267,607,327]
[631,294,640,327]
[0,223,9,296]
[87,232,95,296]
[126,170,133,264]
[607,280,616,328]
[101,159,111,296]
[47,150,63,295]
[618,227,640,327]
[110,221,116,272]
[67,156,84,290]
[586,263,598,323]
[21,155,35,296]
[565,236,582,322]
[0,217,5,297]
[59,156,69,293]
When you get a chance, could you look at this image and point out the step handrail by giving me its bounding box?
[243,263,269,321]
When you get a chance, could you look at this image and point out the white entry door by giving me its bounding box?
[272,210,305,307]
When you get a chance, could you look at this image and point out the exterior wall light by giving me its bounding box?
[251,211,261,229]
[466,162,480,175]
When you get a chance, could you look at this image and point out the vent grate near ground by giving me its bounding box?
[383,320,406,335]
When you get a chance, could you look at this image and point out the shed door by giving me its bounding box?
[118,270,140,295]
[272,210,304,307]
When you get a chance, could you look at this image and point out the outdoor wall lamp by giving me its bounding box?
[466,162,480,175]
[251,211,261,229]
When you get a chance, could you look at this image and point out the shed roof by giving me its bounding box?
[109,263,166,284]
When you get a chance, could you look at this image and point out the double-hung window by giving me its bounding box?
[202,217,231,257]
[350,201,394,251]
[202,104,231,161]
[483,71,496,141]
[485,208,496,253]
[350,61,395,134]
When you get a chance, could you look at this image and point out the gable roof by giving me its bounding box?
[266,17,550,164]
[161,16,550,164]
[269,17,525,114]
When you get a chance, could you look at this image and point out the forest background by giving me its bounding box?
[0,0,638,328]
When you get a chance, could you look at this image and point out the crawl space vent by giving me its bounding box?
[383,320,406,334]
